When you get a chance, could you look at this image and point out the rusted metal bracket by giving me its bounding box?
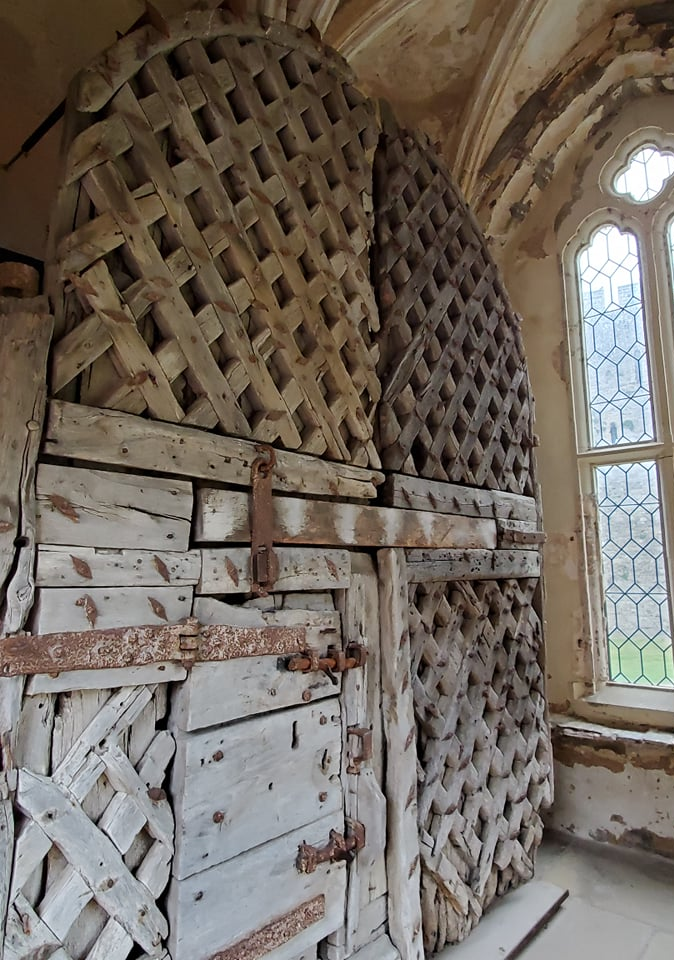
[296,819,366,874]
[346,726,373,775]
[284,643,367,679]
[250,444,279,597]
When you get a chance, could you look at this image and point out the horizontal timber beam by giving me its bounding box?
[43,401,383,499]
[382,474,538,523]
[405,549,541,582]
[195,489,497,550]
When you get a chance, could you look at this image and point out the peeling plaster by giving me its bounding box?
[550,727,674,857]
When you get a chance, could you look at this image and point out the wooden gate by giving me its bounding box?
[1,9,552,960]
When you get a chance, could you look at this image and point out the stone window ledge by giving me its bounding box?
[562,683,674,733]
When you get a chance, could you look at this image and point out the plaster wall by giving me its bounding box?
[550,722,674,857]
[498,95,674,854]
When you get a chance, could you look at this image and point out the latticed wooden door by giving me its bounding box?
[7,681,175,960]
[408,574,551,950]
[373,119,552,955]
[47,9,381,468]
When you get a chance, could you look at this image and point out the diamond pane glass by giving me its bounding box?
[595,461,674,686]
[613,145,674,202]
[577,225,654,448]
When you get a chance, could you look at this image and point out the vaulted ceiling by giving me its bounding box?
[2,0,674,256]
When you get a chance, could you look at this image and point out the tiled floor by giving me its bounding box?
[520,833,674,960]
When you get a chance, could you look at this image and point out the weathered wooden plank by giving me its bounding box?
[0,307,53,634]
[167,813,347,960]
[405,549,541,582]
[16,769,167,954]
[0,620,306,676]
[197,547,350,594]
[27,663,186,695]
[378,549,424,960]
[35,463,192,551]
[99,741,173,848]
[36,545,201,588]
[329,553,387,959]
[4,892,63,960]
[433,881,568,960]
[381,475,538,523]
[0,785,12,960]
[44,401,383,499]
[171,699,342,880]
[170,655,337,731]
[72,10,354,112]
[193,596,340,647]
[496,518,546,546]
[30,586,193,634]
[336,935,400,960]
[195,489,497,550]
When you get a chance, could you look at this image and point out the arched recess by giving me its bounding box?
[474,8,674,240]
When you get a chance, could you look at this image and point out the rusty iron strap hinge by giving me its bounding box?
[296,819,366,874]
[250,444,279,597]
[0,619,307,676]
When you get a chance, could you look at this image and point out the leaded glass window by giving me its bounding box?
[571,136,674,688]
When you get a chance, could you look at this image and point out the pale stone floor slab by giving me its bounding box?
[520,833,674,960]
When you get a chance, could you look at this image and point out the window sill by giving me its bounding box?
[570,682,674,731]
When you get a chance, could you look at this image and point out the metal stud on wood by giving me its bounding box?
[373,122,536,494]
[408,577,552,951]
[48,11,381,467]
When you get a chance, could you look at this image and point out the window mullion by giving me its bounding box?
[639,225,673,446]
[657,454,674,671]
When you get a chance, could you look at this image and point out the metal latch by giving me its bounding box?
[250,444,279,597]
[347,726,373,775]
[296,819,366,874]
[284,643,367,681]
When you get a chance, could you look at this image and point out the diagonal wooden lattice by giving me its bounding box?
[7,685,174,960]
[409,578,552,951]
[48,12,380,467]
[373,125,535,494]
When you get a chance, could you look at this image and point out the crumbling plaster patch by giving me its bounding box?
[550,723,674,856]
[476,9,674,239]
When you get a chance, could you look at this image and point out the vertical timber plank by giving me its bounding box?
[0,302,53,632]
[329,552,387,959]
[0,299,52,958]
[378,548,424,960]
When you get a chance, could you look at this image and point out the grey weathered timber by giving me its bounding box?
[167,813,348,960]
[171,699,342,879]
[8,682,176,960]
[195,489,497,550]
[377,548,424,960]
[35,545,201,588]
[328,553,388,960]
[0,304,53,633]
[35,463,193,552]
[405,549,541,582]
[30,585,193,634]
[170,653,338,731]
[197,547,351,594]
[382,475,538,523]
[45,402,384,500]
[0,299,52,959]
